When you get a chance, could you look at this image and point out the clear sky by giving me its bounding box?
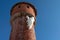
[0,0,60,40]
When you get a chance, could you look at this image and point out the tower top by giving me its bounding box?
[10,2,37,16]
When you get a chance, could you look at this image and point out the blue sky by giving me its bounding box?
[0,0,60,40]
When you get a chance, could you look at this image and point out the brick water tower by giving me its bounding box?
[10,2,37,40]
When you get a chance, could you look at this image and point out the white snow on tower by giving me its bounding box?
[26,16,35,29]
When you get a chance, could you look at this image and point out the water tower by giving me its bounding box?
[10,2,37,40]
